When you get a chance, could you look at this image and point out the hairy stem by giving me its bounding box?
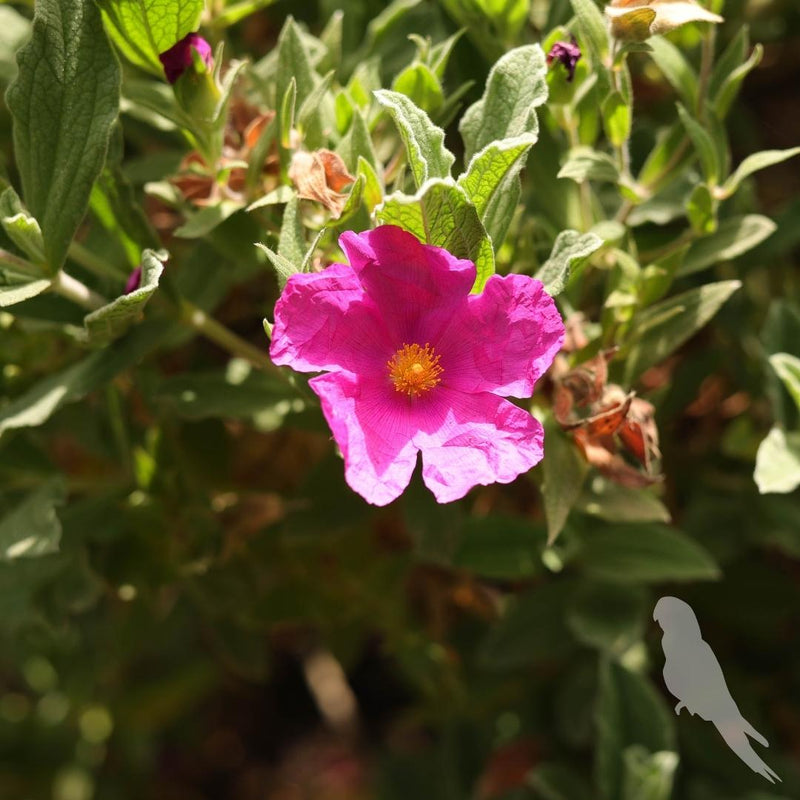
[51,270,107,311]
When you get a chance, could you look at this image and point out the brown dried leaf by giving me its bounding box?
[289,149,355,217]
[606,0,722,41]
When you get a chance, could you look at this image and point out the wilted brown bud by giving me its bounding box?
[605,0,722,42]
[288,150,355,217]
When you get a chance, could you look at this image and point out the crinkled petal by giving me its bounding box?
[270,263,392,374]
[415,388,545,503]
[436,274,565,397]
[339,225,476,342]
[310,371,419,506]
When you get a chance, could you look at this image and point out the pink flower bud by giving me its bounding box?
[159,32,213,85]
[124,266,142,295]
[546,37,582,83]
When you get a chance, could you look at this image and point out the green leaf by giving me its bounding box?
[276,17,318,131]
[761,300,800,428]
[459,44,547,162]
[602,91,631,148]
[478,581,577,670]
[334,174,365,224]
[83,249,164,346]
[98,0,202,75]
[90,131,160,268]
[595,658,676,800]
[769,353,800,412]
[0,477,65,561]
[566,581,647,651]
[578,523,720,583]
[296,68,334,151]
[623,280,741,381]
[256,243,296,290]
[0,6,30,86]
[622,747,679,800]
[721,147,800,198]
[647,36,698,107]
[542,419,589,545]
[678,215,776,276]
[277,194,305,268]
[374,89,455,188]
[676,103,720,185]
[211,0,280,28]
[153,366,297,420]
[391,62,444,114]
[338,108,379,173]
[558,148,620,184]
[0,320,172,440]
[708,25,748,103]
[570,0,609,65]
[0,187,45,264]
[174,201,244,239]
[453,515,546,579]
[576,476,670,524]
[686,183,716,235]
[355,156,383,212]
[279,76,297,150]
[376,179,495,291]
[457,133,538,228]
[6,0,121,272]
[713,43,763,119]
[0,279,52,308]
[535,229,603,296]
[637,122,693,192]
[754,427,800,495]
[365,0,423,51]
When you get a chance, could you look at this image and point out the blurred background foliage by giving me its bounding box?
[0,0,799,799]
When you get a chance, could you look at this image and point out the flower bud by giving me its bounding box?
[159,32,220,124]
[159,32,213,85]
[546,37,582,83]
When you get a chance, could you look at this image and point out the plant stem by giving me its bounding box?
[178,299,272,367]
[696,26,717,121]
[58,244,310,399]
[639,228,696,264]
[564,108,594,232]
[51,269,107,311]
[0,248,42,279]
[69,242,128,281]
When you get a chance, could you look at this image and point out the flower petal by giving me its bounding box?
[310,371,419,506]
[270,263,392,374]
[339,225,476,342]
[415,388,545,503]
[437,274,564,398]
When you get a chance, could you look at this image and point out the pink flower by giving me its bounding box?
[159,32,213,84]
[124,265,142,294]
[270,226,565,506]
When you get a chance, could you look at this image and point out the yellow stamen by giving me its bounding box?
[387,343,443,397]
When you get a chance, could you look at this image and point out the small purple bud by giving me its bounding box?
[159,32,213,85]
[546,37,582,83]
[124,266,142,295]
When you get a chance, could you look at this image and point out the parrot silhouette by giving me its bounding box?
[653,596,781,784]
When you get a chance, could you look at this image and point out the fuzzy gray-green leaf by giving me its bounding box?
[6,0,121,272]
[459,44,547,162]
[376,179,494,291]
[375,89,454,188]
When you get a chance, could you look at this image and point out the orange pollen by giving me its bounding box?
[387,343,443,397]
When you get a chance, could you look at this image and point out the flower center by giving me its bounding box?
[387,343,443,397]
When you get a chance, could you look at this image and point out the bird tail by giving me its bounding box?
[716,721,781,784]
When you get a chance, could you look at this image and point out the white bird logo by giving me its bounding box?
[653,596,780,784]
